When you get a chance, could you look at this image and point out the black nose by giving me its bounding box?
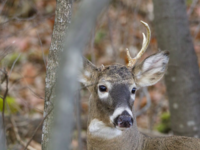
[114,111,133,128]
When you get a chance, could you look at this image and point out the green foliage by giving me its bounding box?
[94,29,106,44]
[186,0,193,6]
[3,53,21,68]
[0,96,19,114]
[156,112,171,133]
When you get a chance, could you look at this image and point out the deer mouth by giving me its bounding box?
[114,111,134,129]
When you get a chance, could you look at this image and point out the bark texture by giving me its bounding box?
[41,0,72,149]
[48,0,111,149]
[0,115,6,150]
[153,0,200,137]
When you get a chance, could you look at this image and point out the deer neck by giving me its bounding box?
[87,94,144,150]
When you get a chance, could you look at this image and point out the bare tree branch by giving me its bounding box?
[136,87,151,117]
[8,53,21,77]
[1,68,8,128]
[24,108,53,150]
[0,68,9,150]
[11,117,36,150]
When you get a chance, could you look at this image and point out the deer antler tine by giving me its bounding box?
[142,33,146,47]
[127,21,151,67]
[126,48,136,67]
[126,48,132,61]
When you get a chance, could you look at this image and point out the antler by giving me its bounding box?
[127,21,151,67]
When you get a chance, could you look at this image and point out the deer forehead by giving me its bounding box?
[98,65,134,83]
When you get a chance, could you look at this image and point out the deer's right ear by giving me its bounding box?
[79,58,98,86]
[132,51,169,87]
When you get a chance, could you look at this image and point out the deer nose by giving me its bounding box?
[114,111,133,128]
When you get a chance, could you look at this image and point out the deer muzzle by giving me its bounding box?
[114,110,133,128]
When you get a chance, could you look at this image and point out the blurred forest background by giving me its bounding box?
[0,0,200,149]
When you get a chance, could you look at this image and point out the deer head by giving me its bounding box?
[80,21,169,140]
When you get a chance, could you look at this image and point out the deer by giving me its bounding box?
[79,21,200,150]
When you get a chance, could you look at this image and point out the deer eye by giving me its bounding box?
[99,85,107,92]
[131,88,136,94]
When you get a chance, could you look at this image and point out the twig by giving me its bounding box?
[24,108,53,150]
[0,0,8,15]
[24,82,55,150]
[187,0,198,17]
[8,53,21,77]
[107,12,118,62]
[11,117,36,150]
[21,74,44,100]
[79,81,98,91]
[0,48,13,62]
[136,88,144,111]
[136,87,151,117]
[26,85,44,100]
[90,29,96,64]
[1,68,9,128]
[35,27,47,68]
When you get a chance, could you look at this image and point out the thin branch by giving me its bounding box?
[21,74,44,100]
[35,27,47,68]
[8,53,21,77]
[26,85,44,100]
[136,87,151,117]
[107,12,118,62]
[0,68,8,150]
[0,0,7,15]
[24,108,53,150]
[1,68,9,128]
[90,29,96,64]
[187,0,198,17]
[133,0,142,20]
[24,82,55,149]
[0,47,13,62]
[11,117,36,150]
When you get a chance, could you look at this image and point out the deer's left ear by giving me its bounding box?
[133,51,169,87]
[79,58,98,87]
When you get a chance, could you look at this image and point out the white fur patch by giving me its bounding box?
[98,91,109,99]
[89,119,122,139]
[84,71,91,77]
[129,84,136,102]
[97,82,112,100]
[130,94,136,102]
[79,77,87,84]
[110,107,133,124]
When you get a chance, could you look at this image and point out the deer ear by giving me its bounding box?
[133,51,169,87]
[79,58,98,86]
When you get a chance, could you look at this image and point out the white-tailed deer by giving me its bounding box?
[80,21,200,150]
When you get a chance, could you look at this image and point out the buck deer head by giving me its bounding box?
[80,21,169,141]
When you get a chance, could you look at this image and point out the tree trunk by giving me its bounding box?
[41,0,72,149]
[47,0,111,149]
[153,0,200,137]
[0,115,6,150]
